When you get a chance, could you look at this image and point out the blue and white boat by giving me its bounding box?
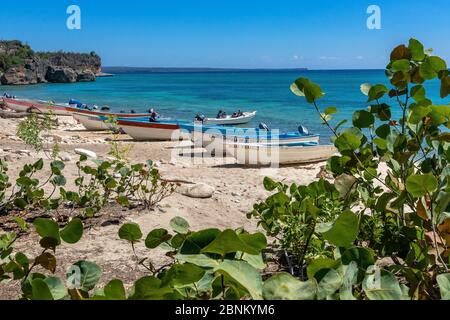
[178,122,320,149]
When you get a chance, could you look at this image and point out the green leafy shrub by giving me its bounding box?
[249,38,450,300]
[16,112,60,159]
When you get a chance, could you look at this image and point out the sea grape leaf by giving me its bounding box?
[405,174,438,197]
[201,229,261,256]
[363,269,408,300]
[33,218,61,246]
[290,77,325,103]
[317,269,343,300]
[60,219,83,244]
[263,273,317,300]
[360,83,372,96]
[162,263,205,287]
[31,278,54,300]
[307,258,340,280]
[169,216,190,234]
[119,223,143,242]
[352,110,375,128]
[104,279,126,300]
[216,260,263,300]
[316,211,358,248]
[175,254,220,268]
[128,276,173,300]
[44,277,68,300]
[390,45,411,62]
[341,247,375,269]
[437,274,450,300]
[179,228,221,254]
[67,261,102,292]
[408,38,425,61]
[334,174,357,198]
[367,84,388,102]
[145,228,171,249]
[334,128,363,151]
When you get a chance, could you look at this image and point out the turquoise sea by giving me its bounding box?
[2,70,448,141]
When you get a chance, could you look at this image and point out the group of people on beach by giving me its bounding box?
[216,109,244,119]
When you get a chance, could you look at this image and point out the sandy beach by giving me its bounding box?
[0,113,328,299]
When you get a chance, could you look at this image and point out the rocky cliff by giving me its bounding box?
[0,40,101,85]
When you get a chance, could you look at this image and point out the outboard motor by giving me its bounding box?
[195,114,205,122]
[259,122,270,131]
[69,99,84,109]
[298,125,310,135]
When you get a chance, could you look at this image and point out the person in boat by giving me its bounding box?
[216,110,223,119]
[220,111,227,118]
[100,106,110,112]
[130,109,136,114]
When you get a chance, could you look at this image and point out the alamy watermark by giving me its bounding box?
[67,5,81,30]
[367,5,381,30]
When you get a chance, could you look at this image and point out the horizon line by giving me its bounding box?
[102,66,385,71]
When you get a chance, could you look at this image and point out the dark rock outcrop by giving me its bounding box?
[0,40,101,85]
[76,69,96,82]
[46,66,77,83]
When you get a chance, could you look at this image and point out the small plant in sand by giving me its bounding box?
[16,112,61,160]
[104,116,133,163]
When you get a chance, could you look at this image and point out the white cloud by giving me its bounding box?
[292,55,303,60]
[319,56,340,60]
[356,55,364,60]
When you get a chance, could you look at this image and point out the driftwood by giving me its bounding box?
[0,110,58,125]
[0,110,32,119]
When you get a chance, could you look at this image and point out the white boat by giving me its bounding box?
[198,111,257,125]
[72,112,114,131]
[230,142,337,166]
[2,97,72,116]
[67,107,156,131]
[117,119,184,141]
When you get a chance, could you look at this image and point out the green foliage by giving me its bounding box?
[16,112,60,160]
[253,38,450,300]
[0,41,34,72]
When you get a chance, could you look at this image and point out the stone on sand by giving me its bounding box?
[74,148,97,159]
[180,183,215,199]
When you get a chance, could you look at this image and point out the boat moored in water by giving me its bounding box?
[196,111,257,125]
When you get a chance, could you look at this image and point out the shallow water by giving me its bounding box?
[3,70,448,142]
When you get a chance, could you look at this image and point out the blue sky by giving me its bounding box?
[0,0,449,69]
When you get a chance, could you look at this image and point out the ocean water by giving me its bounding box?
[3,70,448,141]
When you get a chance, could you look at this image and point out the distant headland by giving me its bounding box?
[0,40,101,85]
[102,66,308,74]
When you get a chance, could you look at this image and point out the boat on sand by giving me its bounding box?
[229,141,337,166]
[2,97,71,116]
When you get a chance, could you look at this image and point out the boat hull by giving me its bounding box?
[232,143,337,166]
[65,107,150,118]
[72,113,112,131]
[118,120,182,141]
[202,111,257,125]
[3,98,71,116]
